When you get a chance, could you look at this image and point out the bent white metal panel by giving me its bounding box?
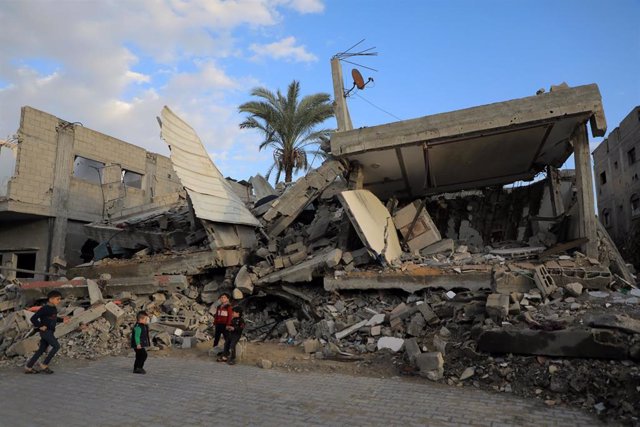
[160,106,260,227]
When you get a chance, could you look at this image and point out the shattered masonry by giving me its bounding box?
[0,85,639,423]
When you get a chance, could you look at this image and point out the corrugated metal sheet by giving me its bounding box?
[160,106,260,227]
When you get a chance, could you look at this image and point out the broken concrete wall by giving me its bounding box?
[426,180,548,247]
[0,107,182,270]
[0,139,17,197]
[0,106,184,271]
[4,107,183,222]
[393,200,441,253]
[0,219,50,280]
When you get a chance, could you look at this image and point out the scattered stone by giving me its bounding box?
[303,339,321,354]
[486,294,510,319]
[404,337,421,363]
[103,302,124,327]
[588,291,609,298]
[564,282,583,297]
[459,367,475,381]
[285,319,298,337]
[415,352,444,380]
[376,337,404,352]
[257,359,273,369]
[87,279,104,304]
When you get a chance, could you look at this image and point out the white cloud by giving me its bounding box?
[291,0,325,13]
[250,36,318,63]
[0,0,323,178]
[276,0,325,13]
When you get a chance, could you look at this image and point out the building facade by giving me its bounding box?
[593,106,640,267]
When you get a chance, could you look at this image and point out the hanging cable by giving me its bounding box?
[354,92,402,121]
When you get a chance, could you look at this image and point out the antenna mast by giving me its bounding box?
[331,39,377,132]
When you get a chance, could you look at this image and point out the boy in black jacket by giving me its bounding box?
[223,306,245,365]
[131,311,151,374]
[25,290,68,374]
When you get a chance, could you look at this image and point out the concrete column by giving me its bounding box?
[572,125,598,257]
[348,162,364,189]
[330,58,353,132]
[2,253,17,280]
[546,166,565,217]
[49,124,75,267]
[144,152,157,203]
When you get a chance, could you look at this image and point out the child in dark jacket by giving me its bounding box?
[131,311,151,374]
[25,290,68,374]
[213,293,232,351]
[222,307,245,365]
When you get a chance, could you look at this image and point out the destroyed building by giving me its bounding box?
[0,107,184,279]
[1,80,639,422]
[593,105,640,268]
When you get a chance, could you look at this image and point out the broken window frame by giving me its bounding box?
[601,208,611,227]
[628,147,637,166]
[121,169,144,189]
[15,251,37,279]
[599,171,607,185]
[631,194,640,218]
[72,156,105,185]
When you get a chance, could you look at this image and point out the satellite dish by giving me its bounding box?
[352,69,366,90]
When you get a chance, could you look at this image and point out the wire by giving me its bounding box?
[339,39,365,56]
[354,93,403,121]
[339,59,378,72]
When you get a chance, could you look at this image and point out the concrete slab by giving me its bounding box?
[338,190,402,264]
[325,268,491,292]
[477,327,628,359]
[331,84,606,199]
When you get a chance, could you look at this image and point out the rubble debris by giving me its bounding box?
[376,337,404,352]
[564,282,583,297]
[259,248,342,284]
[420,238,454,256]
[249,174,277,200]
[533,265,557,297]
[257,359,273,369]
[324,268,491,293]
[585,314,640,335]
[103,302,124,326]
[415,352,444,380]
[485,294,509,320]
[393,200,442,253]
[2,85,639,423]
[263,160,345,237]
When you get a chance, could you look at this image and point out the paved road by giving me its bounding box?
[0,355,604,427]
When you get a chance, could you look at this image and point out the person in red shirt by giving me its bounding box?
[213,293,232,358]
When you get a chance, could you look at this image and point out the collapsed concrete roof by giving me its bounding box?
[160,106,260,227]
[331,84,607,199]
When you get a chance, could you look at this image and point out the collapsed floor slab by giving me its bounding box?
[263,160,345,237]
[18,276,188,302]
[68,250,220,278]
[324,268,491,292]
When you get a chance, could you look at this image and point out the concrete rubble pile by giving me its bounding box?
[1,87,640,422]
[0,273,224,364]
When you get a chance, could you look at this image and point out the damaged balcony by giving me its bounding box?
[330,83,606,198]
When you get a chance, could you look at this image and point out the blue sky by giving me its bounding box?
[1,0,638,182]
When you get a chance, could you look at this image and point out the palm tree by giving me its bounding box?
[238,80,334,183]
